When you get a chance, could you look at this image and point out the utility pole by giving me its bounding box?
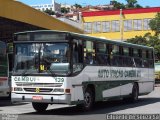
[120,9,123,41]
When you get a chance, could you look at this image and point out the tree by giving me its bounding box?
[146,35,160,60]
[127,33,160,60]
[135,4,143,8]
[111,1,125,9]
[126,0,137,8]
[123,8,160,60]
[43,9,55,15]
[74,3,82,9]
[125,0,143,8]
[110,0,142,9]
[126,35,147,45]
[61,7,69,13]
[149,13,160,36]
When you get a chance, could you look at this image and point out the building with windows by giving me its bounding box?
[82,7,160,41]
[31,0,61,13]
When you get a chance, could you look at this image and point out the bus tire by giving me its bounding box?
[130,83,139,102]
[81,87,94,111]
[32,102,48,112]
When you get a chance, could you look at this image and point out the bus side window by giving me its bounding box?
[142,50,149,68]
[110,45,119,66]
[138,49,142,67]
[73,39,83,63]
[86,53,94,64]
[129,47,134,67]
[84,41,96,65]
[133,49,138,67]
[73,42,78,63]
[119,46,123,67]
[123,47,134,67]
[148,50,154,68]
[96,42,109,65]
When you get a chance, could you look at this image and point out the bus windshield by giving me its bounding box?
[14,42,70,76]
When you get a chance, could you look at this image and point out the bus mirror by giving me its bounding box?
[50,63,69,72]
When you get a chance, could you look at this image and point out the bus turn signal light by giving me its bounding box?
[65,89,70,93]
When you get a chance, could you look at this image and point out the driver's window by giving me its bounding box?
[72,39,83,73]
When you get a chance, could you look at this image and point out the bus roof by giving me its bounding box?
[14,30,67,35]
[14,30,153,50]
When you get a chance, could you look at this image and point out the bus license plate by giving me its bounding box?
[32,96,43,101]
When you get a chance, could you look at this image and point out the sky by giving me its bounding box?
[19,0,160,7]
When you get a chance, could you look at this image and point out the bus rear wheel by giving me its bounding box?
[131,83,139,101]
[32,102,48,112]
[123,83,139,103]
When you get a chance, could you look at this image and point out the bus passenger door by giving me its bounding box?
[71,39,84,102]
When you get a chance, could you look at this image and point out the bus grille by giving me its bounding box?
[24,88,53,93]
[16,82,62,87]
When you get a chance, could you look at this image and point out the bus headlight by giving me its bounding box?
[53,88,64,92]
[14,87,23,91]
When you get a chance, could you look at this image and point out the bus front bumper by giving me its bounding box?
[11,93,71,104]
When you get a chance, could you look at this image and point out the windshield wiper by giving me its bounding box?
[21,69,29,76]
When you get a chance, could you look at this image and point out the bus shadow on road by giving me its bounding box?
[24,97,160,115]
[0,100,29,107]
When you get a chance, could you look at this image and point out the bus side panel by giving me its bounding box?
[0,77,9,97]
[102,86,120,98]
[72,86,84,103]
[148,68,155,83]
[68,75,85,103]
[139,68,154,94]
[120,83,133,96]
[139,82,154,95]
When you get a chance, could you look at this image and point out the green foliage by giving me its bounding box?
[74,3,82,9]
[43,9,55,15]
[127,13,160,60]
[126,0,136,8]
[61,7,69,13]
[127,35,147,45]
[111,1,125,9]
[146,35,160,60]
[135,4,143,8]
[149,13,160,36]
[125,0,142,8]
[127,33,160,60]
[111,0,142,9]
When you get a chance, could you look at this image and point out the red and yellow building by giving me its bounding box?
[82,7,160,41]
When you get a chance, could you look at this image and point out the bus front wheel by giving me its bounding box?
[81,88,94,111]
[32,102,48,112]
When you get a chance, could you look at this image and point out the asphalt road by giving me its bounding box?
[0,87,160,120]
